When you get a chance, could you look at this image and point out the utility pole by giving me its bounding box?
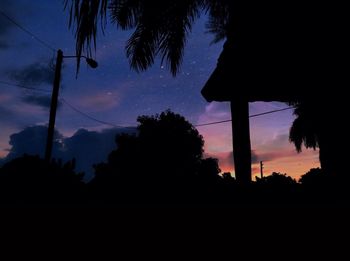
[260,161,264,179]
[44,50,98,162]
[45,49,63,162]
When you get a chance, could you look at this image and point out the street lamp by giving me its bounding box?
[63,55,99,69]
[45,49,98,162]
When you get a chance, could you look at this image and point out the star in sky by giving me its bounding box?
[0,0,319,178]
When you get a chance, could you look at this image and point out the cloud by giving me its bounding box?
[197,102,233,154]
[201,102,231,121]
[21,94,61,109]
[8,60,55,86]
[196,102,316,177]
[207,150,261,173]
[251,150,260,164]
[0,105,17,124]
[263,133,290,150]
[77,91,121,112]
[204,151,233,173]
[1,126,137,181]
[219,151,234,171]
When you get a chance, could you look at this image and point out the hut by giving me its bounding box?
[201,1,347,182]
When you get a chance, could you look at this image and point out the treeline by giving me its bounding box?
[0,111,349,206]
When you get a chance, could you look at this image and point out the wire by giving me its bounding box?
[60,98,134,129]
[0,10,56,52]
[0,79,295,129]
[0,80,51,93]
[250,107,295,118]
[195,119,232,127]
[1,81,133,129]
[195,107,295,127]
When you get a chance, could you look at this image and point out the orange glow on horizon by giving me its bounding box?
[216,150,320,181]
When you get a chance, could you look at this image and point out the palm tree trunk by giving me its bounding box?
[230,99,252,183]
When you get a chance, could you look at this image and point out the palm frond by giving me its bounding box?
[126,23,159,72]
[289,103,320,152]
[64,0,109,73]
[157,0,202,75]
[204,0,229,44]
[124,0,203,75]
[109,0,142,30]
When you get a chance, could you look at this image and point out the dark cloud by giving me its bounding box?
[220,150,260,167]
[1,126,137,181]
[251,150,260,164]
[252,150,296,166]
[257,151,296,163]
[8,60,55,86]
[6,126,62,160]
[21,94,61,109]
[212,150,266,173]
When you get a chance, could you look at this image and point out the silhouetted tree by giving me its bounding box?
[64,0,254,183]
[256,172,297,187]
[290,101,345,177]
[90,110,210,204]
[64,0,349,184]
[0,155,86,205]
[254,173,299,204]
[198,158,221,183]
[299,168,328,187]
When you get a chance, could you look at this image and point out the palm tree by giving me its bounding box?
[64,0,254,183]
[65,0,207,74]
[290,101,344,177]
[64,0,348,182]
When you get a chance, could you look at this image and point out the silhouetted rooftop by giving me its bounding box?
[202,2,347,102]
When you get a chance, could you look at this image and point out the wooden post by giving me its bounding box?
[230,99,252,183]
[45,49,63,162]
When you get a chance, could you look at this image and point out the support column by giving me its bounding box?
[230,99,252,183]
[45,49,63,162]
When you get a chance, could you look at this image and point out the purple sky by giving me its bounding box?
[0,0,319,179]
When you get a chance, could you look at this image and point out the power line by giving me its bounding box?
[60,98,133,129]
[195,107,295,127]
[0,80,130,128]
[250,107,295,118]
[0,80,51,93]
[195,119,232,127]
[0,10,56,52]
[0,79,295,129]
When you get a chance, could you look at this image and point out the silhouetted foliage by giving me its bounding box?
[65,0,210,75]
[299,168,328,187]
[256,172,297,187]
[198,158,221,183]
[297,168,350,204]
[89,111,235,204]
[290,100,346,177]
[1,154,349,206]
[254,173,299,205]
[0,155,86,205]
[64,1,349,184]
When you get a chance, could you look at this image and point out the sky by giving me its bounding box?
[0,0,319,180]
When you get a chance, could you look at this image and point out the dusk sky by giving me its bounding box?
[0,0,319,179]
